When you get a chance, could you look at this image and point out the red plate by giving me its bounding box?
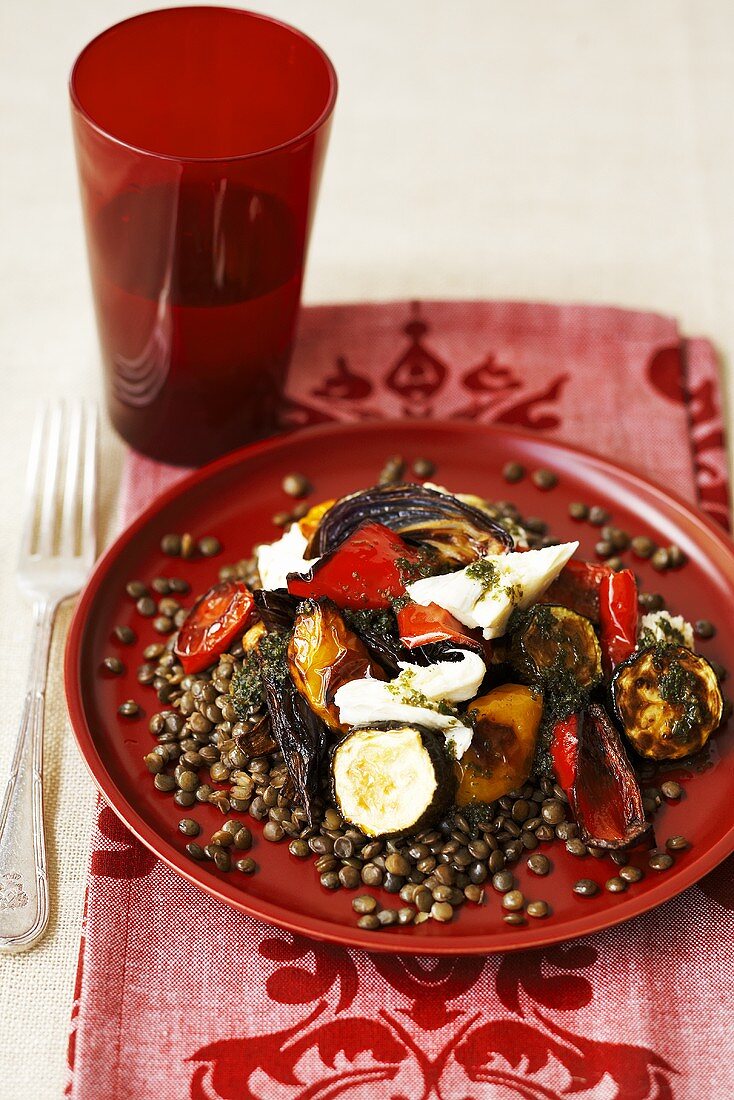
[64,421,734,954]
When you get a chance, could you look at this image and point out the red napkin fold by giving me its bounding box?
[67,301,733,1100]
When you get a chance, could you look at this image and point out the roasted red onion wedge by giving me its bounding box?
[306,483,512,565]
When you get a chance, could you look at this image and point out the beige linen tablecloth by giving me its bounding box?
[1,2,733,1096]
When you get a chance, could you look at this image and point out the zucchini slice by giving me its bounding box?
[510,604,602,690]
[331,723,454,838]
[612,643,723,760]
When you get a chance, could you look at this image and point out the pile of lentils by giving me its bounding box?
[101,457,717,932]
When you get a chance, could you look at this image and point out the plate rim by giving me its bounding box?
[64,419,734,955]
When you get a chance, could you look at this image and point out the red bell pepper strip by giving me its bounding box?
[539,559,612,623]
[287,521,425,611]
[397,601,476,649]
[550,704,649,850]
[598,568,638,676]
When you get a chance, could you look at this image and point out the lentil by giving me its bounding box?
[136,596,156,617]
[236,857,257,874]
[198,536,222,557]
[118,699,140,718]
[666,835,690,852]
[102,656,125,675]
[526,900,549,918]
[649,851,674,871]
[619,865,644,883]
[605,877,627,893]
[661,780,683,800]
[527,853,551,876]
[694,619,716,640]
[180,532,195,558]
[282,473,311,498]
[502,461,525,483]
[502,890,524,911]
[412,457,435,478]
[532,468,558,490]
[588,505,610,526]
[568,502,589,520]
[573,879,599,897]
[113,625,136,645]
[667,544,687,568]
[357,914,380,930]
[499,913,524,929]
[186,842,205,860]
[650,547,670,572]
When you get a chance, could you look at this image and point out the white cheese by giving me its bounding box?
[334,664,477,761]
[394,650,486,703]
[406,542,578,639]
[638,611,694,650]
[256,523,318,591]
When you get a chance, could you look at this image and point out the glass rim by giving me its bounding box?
[69,5,338,164]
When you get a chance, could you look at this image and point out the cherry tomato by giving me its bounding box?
[174,580,255,673]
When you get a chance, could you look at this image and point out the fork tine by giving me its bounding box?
[80,401,98,567]
[59,400,83,559]
[37,401,64,559]
[18,402,49,561]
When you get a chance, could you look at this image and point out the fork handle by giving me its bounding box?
[0,599,56,952]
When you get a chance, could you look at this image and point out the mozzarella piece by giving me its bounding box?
[638,611,694,650]
[394,650,486,703]
[256,523,318,591]
[334,673,477,761]
[407,542,578,639]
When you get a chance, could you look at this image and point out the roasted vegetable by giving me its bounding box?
[455,684,543,806]
[509,604,602,691]
[175,580,256,673]
[397,600,484,654]
[343,607,478,677]
[306,483,513,566]
[550,704,649,849]
[611,644,722,760]
[232,714,278,757]
[229,631,291,719]
[263,668,329,825]
[538,560,612,623]
[598,569,638,676]
[331,723,454,837]
[288,599,385,730]
[297,498,336,540]
[253,588,300,633]
[288,521,428,610]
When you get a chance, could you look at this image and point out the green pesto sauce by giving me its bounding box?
[465,557,501,591]
[654,646,704,742]
[396,546,441,584]
[387,668,458,717]
[343,607,399,638]
[639,617,688,651]
[466,558,524,606]
[229,630,291,719]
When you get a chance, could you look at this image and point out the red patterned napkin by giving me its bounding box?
[67,301,733,1100]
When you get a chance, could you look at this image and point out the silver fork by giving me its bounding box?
[0,400,97,952]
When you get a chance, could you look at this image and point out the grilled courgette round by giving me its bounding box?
[611,643,722,760]
[331,723,454,838]
[509,604,602,690]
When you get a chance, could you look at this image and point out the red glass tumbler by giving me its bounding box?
[70,7,336,465]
